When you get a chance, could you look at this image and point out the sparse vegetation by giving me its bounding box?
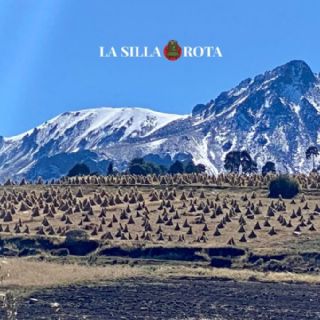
[0,172,318,256]
[262,161,276,176]
[224,150,257,173]
[168,160,184,174]
[0,258,320,288]
[107,162,114,175]
[269,175,300,198]
[0,261,18,320]
[128,158,166,175]
[306,146,319,171]
[65,229,89,242]
[67,163,90,177]
[128,158,206,175]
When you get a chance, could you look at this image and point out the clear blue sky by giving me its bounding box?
[1,0,320,136]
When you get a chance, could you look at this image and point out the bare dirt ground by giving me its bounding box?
[0,259,320,319]
[2,278,320,320]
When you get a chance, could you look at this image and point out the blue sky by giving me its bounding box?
[1,0,320,136]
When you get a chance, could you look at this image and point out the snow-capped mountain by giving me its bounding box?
[186,60,320,173]
[1,60,320,181]
[0,108,185,180]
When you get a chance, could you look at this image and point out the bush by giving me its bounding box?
[65,229,89,243]
[64,230,99,255]
[262,161,276,176]
[128,158,167,175]
[269,175,300,199]
[196,163,206,173]
[107,162,114,175]
[50,248,70,256]
[128,163,148,175]
[168,160,184,174]
[67,163,90,177]
[184,160,206,173]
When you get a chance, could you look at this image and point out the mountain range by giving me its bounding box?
[1,60,320,181]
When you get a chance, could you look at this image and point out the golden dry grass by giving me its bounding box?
[0,184,320,251]
[0,258,146,288]
[155,265,320,284]
[0,258,319,289]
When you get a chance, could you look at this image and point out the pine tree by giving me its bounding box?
[306,146,319,171]
[107,162,114,175]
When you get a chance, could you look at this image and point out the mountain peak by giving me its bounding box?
[279,59,311,70]
[193,60,318,118]
[270,60,316,90]
[1,61,320,181]
[279,59,311,71]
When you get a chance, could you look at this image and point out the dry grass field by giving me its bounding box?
[0,173,319,287]
[0,173,320,252]
[1,258,320,289]
[0,173,320,319]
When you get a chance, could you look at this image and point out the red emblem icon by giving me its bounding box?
[163,40,182,61]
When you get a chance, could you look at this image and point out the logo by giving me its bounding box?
[163,40,182,61]
[99,40,223,60]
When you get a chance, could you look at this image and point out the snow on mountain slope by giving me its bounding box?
[0,107,186,180]
[188,60,320,173]
[1,60,320,181]
[4,107,184,148]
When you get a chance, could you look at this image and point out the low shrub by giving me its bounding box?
[65,229,89,243]
[51,248,70,256]
[269,175,300,199]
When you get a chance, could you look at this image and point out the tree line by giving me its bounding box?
[66,145,320,177]
[67,158,206,177]
[223,145,320,175]
[127,158,206,175]
[223,150,276,176]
